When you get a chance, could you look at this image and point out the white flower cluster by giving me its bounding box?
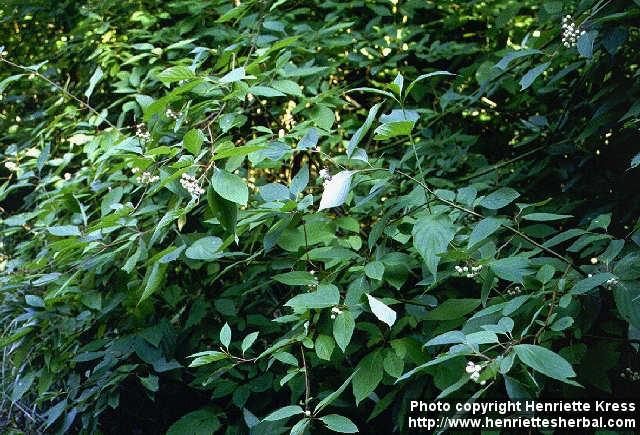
[561,15,585,48]
[620,368,640,381]
[465,361,486,385]
[455,264,482,278]
[330,306,343,320]
[4,161,18,172]
[135,123,151,141]
[319,168,332,182]
[180,173,204,198]
[507,285,523,296]
[165,108,182,120]
[606,277,618,289]
[132,167,159,184]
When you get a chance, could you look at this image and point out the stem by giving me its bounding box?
[0,57,118,130]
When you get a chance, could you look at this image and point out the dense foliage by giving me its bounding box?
[1,0,640,433]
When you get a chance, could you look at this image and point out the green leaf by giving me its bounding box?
[188,350,228,367]
[166,408,221,435]
[263,405,304,421]
[183,129,205,155]
[319,171,353,210]
[138,262,167,304]
[185,236,223,261]
[219,67,246,84]
[424,331,466,347]
[522,213,573,222]
[315,334,335,361]
[468,217,503,247]
[346,103,381,157]
[248,85,286,97]
[320,414,359,433]
[11,372,36,403]
[220,322,231,349]
[48,225,81,237]
[489,257,531,283]
[212,168,248,205]
[494,49,542,70]
[424,299,480,321]
[366,294,396,327]
[158,66,196,84]
[352,351,383,404]
[479,188,520,209]
[520,62,550,90]
[405,70,454,97]
[241,332,259,355]
[84,66,103,99]
[513,344,577,384]
[577,31,596,58]
[364,261,385,280]
[207,186,237,233]
[333,311,355,352]
[285,284,340,310]
[373,121,415,140]
[412,216,456,279]
[315,370,359,413]
[273,271,318,286]
[271,79,303,96]
[570,272,616,295]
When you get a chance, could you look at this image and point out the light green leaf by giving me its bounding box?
[366,294,396,327]
[412,216,456,279]
[468,217,503,247]
[333,311,355,352]
[319,171,353,210]
[185,236,223,261]
[352,351,383,404]
[183,129,205,155]
[285,284,340,310]
[273,271,318,286]
[48,225,81,237]
[158,66,196,84]
[263,405,304,421]
[241,332,259,355]
[220,322,231,349]
[522,213,573,222]
[479,188,520,209]
[364,261,385,280]
[513,344,577,384]
[212,168,248,205]
[489,257,531,283]
[347,103,381,157]
[320,414,359,433]
[315,334,335,361]
[520,62,550,90]
[220,67,246,84]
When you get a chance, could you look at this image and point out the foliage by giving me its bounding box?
[1,0,640,433]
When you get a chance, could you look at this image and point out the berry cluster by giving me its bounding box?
[454,264,482,278]
[135,123,151,141]
[465,361,486,385]
[606,277,619,288]
[132,167,159,184]
[330,306,343,320]
[507,285,523,296]
[620,368,640,381]
[561,15,585,48]
[165,108,182,120]
[180,173,205,199]
[319,168,332,182]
